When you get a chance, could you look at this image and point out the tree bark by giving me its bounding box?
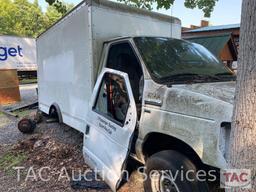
[230,0,256,191]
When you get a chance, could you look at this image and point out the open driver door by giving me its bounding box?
[83,68,137,191]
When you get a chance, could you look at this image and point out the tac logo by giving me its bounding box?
[0,45,23,61]
[220,169,251,189]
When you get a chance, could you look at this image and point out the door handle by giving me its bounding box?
[145,99,162,107]
[85,125,90,138]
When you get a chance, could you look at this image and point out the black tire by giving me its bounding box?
[144,150,209,192]
[49,106,58,120]
[18,118,36,134]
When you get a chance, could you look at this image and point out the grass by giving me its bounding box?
[0,151,27,175]
[14,110,32,118]
[0,113,11,127]
[19,78,37,85]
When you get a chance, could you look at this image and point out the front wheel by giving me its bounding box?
[144,150,209,192]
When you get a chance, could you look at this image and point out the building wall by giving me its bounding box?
[182,28,240,50]
[220,43,234,61]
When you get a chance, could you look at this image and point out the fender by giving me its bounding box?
[49,103,63,123]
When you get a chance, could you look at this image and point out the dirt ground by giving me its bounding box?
[0,108,144,192]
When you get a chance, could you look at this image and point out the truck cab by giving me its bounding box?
[83,36,236,191]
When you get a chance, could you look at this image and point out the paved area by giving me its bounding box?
[0,114,25,145]
[19,83,38,104]
[3,83,38,111]
[0,84,38,145]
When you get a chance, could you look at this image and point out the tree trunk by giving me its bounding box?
[230,0,256,191]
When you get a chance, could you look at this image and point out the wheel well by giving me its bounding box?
[49,103,63,123]
[142,132,204,169]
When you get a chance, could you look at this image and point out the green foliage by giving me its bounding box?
[45,0,74,15]
[184,0,218,17]
[19,78,38,85]
[45,5,63,25]
[0,0,47,37]
[117,0,218,17]
[45,2,73,26]
[0,0,73,37]
[46,0,217,17]
[13,109,33,118]
[14,0,48,37]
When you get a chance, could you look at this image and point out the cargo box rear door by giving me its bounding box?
[83,68,137,191]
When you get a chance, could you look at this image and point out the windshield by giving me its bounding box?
[133,37,235,84]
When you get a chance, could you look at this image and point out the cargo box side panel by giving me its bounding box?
[37,3,92,132]
[91,4,181,78]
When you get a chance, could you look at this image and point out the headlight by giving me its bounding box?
[219,122,231,160]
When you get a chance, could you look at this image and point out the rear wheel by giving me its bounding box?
[144,150,209,192]
[49,106,59,121]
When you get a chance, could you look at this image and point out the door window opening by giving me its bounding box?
[93,73,130,125]
[106,42,143,119]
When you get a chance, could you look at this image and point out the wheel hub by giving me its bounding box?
[151,171,180,192]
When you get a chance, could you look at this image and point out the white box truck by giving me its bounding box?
[37,0,236,191]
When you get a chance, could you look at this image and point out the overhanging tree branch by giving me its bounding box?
[117,0,218,17]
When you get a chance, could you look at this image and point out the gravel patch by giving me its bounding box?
[0,114,27,145]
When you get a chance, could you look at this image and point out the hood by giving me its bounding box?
[176,81,236,104]
[160,81,235,121]
[144,80,235,121]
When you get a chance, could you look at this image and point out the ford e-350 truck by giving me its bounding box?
[37,0,235,191]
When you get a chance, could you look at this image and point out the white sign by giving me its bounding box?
[0,35,37,71]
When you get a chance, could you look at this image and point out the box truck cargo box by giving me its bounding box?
[37,0,181,132]
[37,0,236,191]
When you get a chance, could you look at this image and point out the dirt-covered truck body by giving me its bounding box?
[37,0,235,191]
